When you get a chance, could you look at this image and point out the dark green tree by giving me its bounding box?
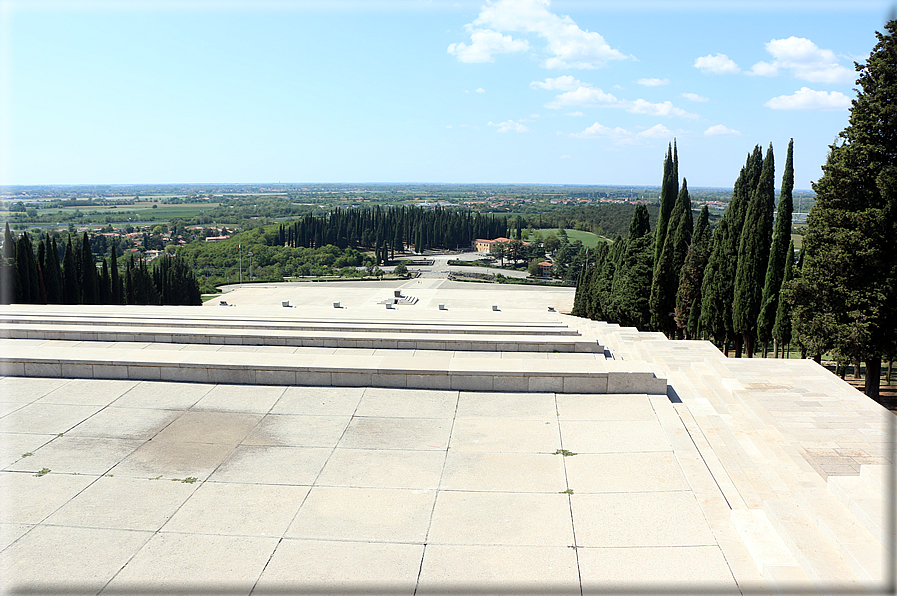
[733,144,776,358]
[611,205,653,329]
[15,232,40,304]
[650,179,693,336]
[653,141,678,265]
[771,240,795,357]
[1,223,16,304]
[110,245,123,304]
[676,205,711,339]
[79,232,97,305]
[62,235,79,304]
[41,237,62,304]
[757,139,794,355]
[790,21,897,397]
[700,146,763,355]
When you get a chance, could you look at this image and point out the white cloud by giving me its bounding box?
[681,92,708,103]
[638,124,672,138]
[559,154,572,159]
[704,124,741,136]
[565,111,584,116]
[627,99,699,120]
[749,61,778,77]
[530,75,583,91]
[637,78,669,87]
[694,53,741,74]
[545,85,618,109]
[447,28,529,63]
[452,0,628,69]
[476,87,486,93]
[488,119,530,133]
[572,121,630,138]
[752,37,854,84]
[764,87,851,110]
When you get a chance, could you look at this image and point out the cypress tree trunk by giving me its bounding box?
[864,358,881,398]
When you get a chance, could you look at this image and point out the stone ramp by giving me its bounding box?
[582,322,896,594]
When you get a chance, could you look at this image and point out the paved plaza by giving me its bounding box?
[0,279,893,595]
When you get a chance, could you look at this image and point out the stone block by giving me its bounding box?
[256,368,297,386]
[0,360,25,376]
[126,365,161,381]
[159,366,209,383]
[296,371,332,386]
[92,364,131,380]
[61,363,95,379]
[209,367,257,385]
[331,372,371,387]
[371,373,407,388]
[563,376,607,394]
[491,375,528,392]
[527,376,564,392]
[406,374,452,390]
[451,374,493,391]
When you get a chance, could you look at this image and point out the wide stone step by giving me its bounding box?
[762,499,868,594]
[0,322,603,353]
[0,339,667,394]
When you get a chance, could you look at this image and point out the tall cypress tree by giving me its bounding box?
[611,205,653,329]
[62,235,79,304]
[79,232,97,305]
[756,139,794,355]
[699,147,762,355]
[110,245,122,305]
[650,179,693,336]
[15,232,40,304]
[653,142,678,265]
[676,205,711,339]
[733,144,776,358]
[1,223,16,304]
[41,237,62,304]
[772,240,795,357]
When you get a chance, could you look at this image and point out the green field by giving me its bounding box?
[529,228,611,248]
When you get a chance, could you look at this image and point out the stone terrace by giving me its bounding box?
[0,279,893,595]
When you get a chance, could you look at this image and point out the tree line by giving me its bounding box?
[573,139,798,356]
[273,205,508,263]
[0,226,201,306]
[573,21,896,398]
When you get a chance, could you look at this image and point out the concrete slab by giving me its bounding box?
[102,532,279,592]
[208,445,331,485]
[241,413,350,447]
[161,481,309,536]
[355,387,459,418]
[0,433,56,468]
[338,416,453,450]
[0,377,69,402]
[455,391,557,419]
[5,435,143,475]
[560,419,672,453]
[285,486,436,543]
[449,417,560,453]
[571,491,718,547]
[0,402,105,434]
[440,451,568,492]
[427,491,574,546]
[578,545,741,594]
[254,538,424,594]
[556,393,656,421]
[0,525,153,594]
[417,544,581,594]
[111,380,214,409]
[65,406,182,440]
[564,451,690,493]
[111,440,238,481]
[0,471,99,524]
[151,410,262,444]
[270,385,365,416]
[316,447,446,489]
[43,475,198,531]
[35,378,139,406]
[190,383,286,413]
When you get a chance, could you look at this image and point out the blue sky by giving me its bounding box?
[1,0,893,189]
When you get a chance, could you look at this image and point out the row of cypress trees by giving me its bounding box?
[572,139,796,358]
[275,205,508,263]
[0,225,201,306]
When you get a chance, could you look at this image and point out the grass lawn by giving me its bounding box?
[529,228,611,248]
